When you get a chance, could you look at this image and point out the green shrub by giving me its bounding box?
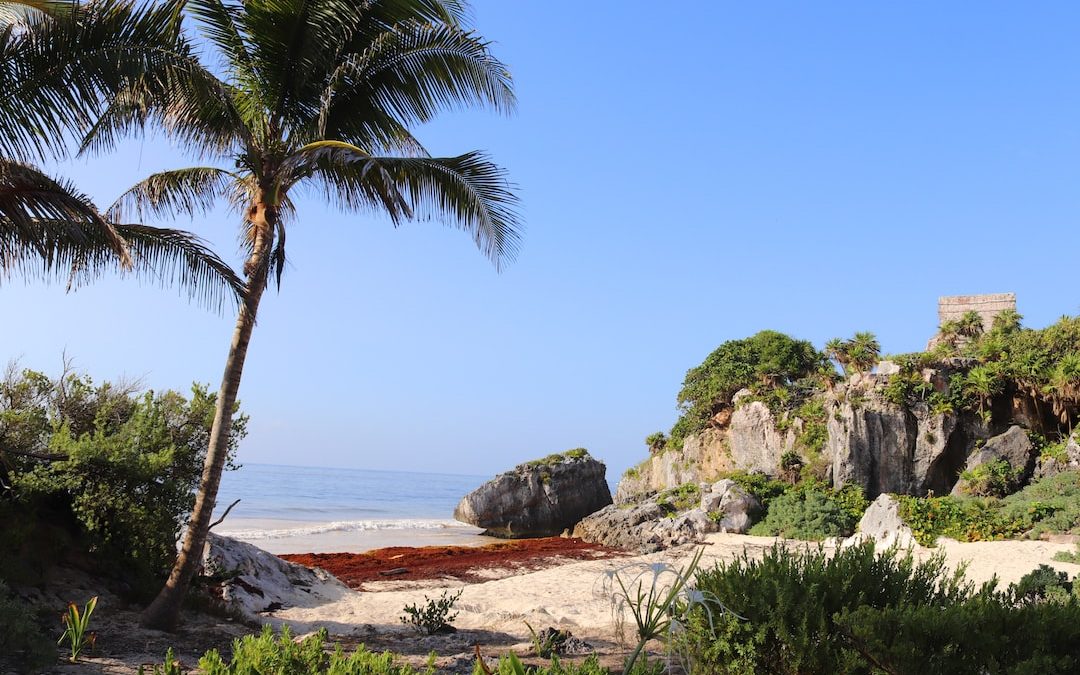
[671,331,824,448]
[525,449,589,469]
[720,471,788,507]
[476,653,662,674]
[898,471,1080,545]
[836,592,1080,674]
[1054,544,1080,564]
[0,367,246,593]
[747,486,858,540]
[958,458,1023,497]
[1009,564,1077,605]
[197,626,430,674]
[400,589,462,635]
[656,482,701,514]
[0,581,54,672]
[683,541,974,674]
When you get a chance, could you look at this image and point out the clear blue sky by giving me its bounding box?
[4,1,1080,480]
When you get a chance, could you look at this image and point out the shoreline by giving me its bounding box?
[215,516,490,554]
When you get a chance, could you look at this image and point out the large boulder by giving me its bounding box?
[952,426,1035,495]
[201,533,349,622]
[454,450,612,538]
[699,479,761,533]
[846,494,918,549]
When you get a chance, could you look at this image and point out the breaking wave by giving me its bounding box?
[217,518,468,541]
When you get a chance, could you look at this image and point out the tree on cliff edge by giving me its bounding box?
[83,0,521,630]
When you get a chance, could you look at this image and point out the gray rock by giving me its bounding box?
[729,400,794,475]
[952,426,1034,495]
[699,479,760,533]
[576,478,759,552]
[1033,435,1080,479]
[847,494,918,549]
[455,451,612,538]
[876,361,901,376]
[201,533,349,621]
[827,389,917,496]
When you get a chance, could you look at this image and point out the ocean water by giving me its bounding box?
[213,463,491,554]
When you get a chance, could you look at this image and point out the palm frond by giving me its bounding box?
[107,167,238,223]
[291,145,521,268]
[0,0,194,161]
[313,19,514,144]
[0,159,129,267]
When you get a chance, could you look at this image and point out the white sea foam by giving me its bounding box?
[217,518,468,541]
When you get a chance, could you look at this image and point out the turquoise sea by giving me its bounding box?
[213,463,491,554]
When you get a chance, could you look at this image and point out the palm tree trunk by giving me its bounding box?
[140,199,275,631]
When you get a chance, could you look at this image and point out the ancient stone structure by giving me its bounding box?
[937,293,1016,329]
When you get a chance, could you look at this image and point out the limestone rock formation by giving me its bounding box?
[728,400,796,474]
[454,451,612,538]
[201,533,349,621]
[952,426,1035,495]
[845,494,918,549]
[574,479,759,552]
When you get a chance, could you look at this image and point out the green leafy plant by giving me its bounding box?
[138,648,183,675]
[598,547,727,673]
[197,626,430,674]
[656,482,702,514]
[748,484,864,540]
[58,596,97,663]
[400,589,463,635]
[958,458,1023,497]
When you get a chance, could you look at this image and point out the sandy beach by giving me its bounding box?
[269,533,1080,646]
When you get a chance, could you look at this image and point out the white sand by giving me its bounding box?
[269,533,1080,644]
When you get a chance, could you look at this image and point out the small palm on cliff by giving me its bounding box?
[93,0,521,629]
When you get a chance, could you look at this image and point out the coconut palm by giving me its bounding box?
[89,0,520,629]
[1,1,244,304]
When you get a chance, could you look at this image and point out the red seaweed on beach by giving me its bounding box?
[281,537,622,589]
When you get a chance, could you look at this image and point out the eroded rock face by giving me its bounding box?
[614,426,731,504]
[201,533,349,621]
[729,401,795,474]
[454,452,612,538]
[574,479,759,552]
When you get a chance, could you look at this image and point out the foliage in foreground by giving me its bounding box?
[0,367,245,593]
[682,541,1080,674]
[0,580,55,672]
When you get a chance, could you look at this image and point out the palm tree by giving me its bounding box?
[1,1,245,304]
[90,0,521,629]
[847,332,880,374]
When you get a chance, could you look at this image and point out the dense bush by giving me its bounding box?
[683,541,974,674]
[898,470,1080,545]
[0,580,54,672]
[747,488,855,540]
[682,541,1080,674]
[671,331,824,448]
[0,366,246,593]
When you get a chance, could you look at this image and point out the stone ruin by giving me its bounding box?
[928,293,1016,348]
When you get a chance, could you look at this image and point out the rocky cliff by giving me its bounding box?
[617,367,1004,502]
